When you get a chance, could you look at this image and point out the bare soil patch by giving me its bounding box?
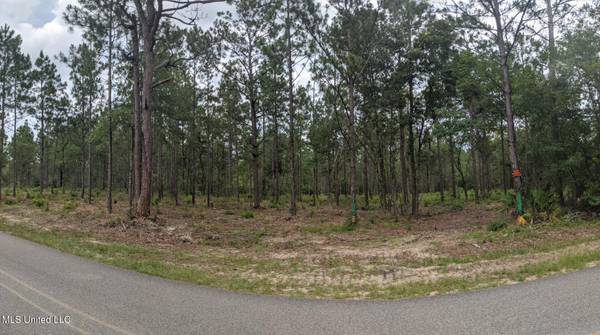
[2,192,600,299]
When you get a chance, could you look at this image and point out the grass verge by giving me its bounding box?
[2,220,600,300]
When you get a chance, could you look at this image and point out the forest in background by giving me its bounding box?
[1,0,600,222]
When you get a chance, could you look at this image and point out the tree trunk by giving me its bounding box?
[471,145,479,203]
[0,75,5,200]
[456,150,468,200]
[39,95,45,194]
[499,120,507,194]
[206,145,212,208]
[136,28,155,218]
[132,25,142,205]
[407,80,418,215]
[80,135,85,199]
[437,136,445,202]
[272,110,279,203]
[492,0,523,211]
[468,101,480,202]
[286,0,298,215]
[399,125,409,213]
[348,76,358,223]
[106,10,114,213]
[171,140,179,205]
[363,151,369,209]
[87,95,92,205]
[378,142,388,209]
[312,163,317,207]
[12,85,17,197]
[448,136,457,198]
[128,126,133,210]
[545,0,564,205]
[250,97,260,208]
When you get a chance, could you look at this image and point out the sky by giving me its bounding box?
[0,0,230,80]
[0,0,234,137]
[1,0,81,76]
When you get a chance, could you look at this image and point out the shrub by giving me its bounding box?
[182,195,193,204]
[32,197,49,211]
[500,192,515,209]
[527,189,556,214]
[448,198,465,210]
[241,210,254,219]
[581,186,600,212]
[487,218,509,232]
[63,200,78,212]
[421,192,442,207]
[4,198,16,205]
[343,217,358,232]
[32,198,46,208]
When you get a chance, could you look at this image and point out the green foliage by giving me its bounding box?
[343,217,358,232]
[3,198,16,205]
[494,191,515,210]
[420,192,442,207]
[63,200,78,212]
[581,185,600,212]
[487,218,509,232]
[448,198,465,210]
[420,192,465,209]
[527,189,556,214]
[240,210,254,219]
[583,194,600,211]
[32,197,49,211]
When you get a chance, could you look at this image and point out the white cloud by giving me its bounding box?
[1,0,42,24]
[2,0,81,80]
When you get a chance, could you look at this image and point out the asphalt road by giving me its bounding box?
[1,232,600,335]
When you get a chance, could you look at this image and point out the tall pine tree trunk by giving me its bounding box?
[348,76,358,223]
[136,28,155,217]
[106,10,114,213]
[448,136,457,198]
[437,136,445,202]
[492,0,523,212]
[545,0,564,205]
[286,0,298,216]
[407,79,418,215]
[131,24,142,207]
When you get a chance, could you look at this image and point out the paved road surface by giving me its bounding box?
[1,232,600,334]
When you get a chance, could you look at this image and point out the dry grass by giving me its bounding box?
[2,190,600,299]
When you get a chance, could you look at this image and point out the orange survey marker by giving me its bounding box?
[512,169,522,177]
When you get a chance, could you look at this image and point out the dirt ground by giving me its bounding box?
[2,192,600,299]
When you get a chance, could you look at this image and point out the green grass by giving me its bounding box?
[0,221,283,295]
[0,210,600,300]
[487,218,509,231]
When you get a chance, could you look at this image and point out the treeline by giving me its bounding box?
[2,0,600,219]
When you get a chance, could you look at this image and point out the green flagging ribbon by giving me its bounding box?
[516,191,523,215]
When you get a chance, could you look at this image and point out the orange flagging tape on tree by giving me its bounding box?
[512,169,522,177]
